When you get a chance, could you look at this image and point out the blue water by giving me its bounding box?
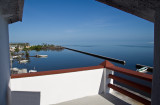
[13,41,153,72]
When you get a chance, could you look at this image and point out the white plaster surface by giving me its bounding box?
[11,68,104,105]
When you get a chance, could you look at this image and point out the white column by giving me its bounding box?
[151,9,160,105]
[0,13,10,105]
[103,68,107,94]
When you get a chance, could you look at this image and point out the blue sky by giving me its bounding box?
[9,0,154,44]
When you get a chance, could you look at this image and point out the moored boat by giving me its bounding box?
[36,54,48,58]
[136,67,148,73]
[19,60,28,64]
[29,70,37,73]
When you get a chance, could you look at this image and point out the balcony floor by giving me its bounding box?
[52,93,131,105]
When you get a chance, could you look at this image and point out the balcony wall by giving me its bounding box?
[11,66,112,105]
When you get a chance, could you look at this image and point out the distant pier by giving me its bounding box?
[63,47,126,65]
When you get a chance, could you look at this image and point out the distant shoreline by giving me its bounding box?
[10,43,64,52]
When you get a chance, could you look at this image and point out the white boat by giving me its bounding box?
[29,70,37,73]
[36,55,48,58]
[11,68,27,74]
[11,68,19,74]
[19,60,28,64]
[18,55,22,57]
[18,69,27,74]
[12,56,18,58]
[136,67,148,73]
[11,67,19,71]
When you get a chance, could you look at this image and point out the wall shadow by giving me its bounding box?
[11,91,40,105]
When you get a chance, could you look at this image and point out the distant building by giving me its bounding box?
[10,46,16,52]
[9,43,30,52]
[26,46,31,48]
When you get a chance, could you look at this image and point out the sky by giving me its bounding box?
[9,0,154,45]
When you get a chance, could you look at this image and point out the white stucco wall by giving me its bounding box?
[0,12,10,105]
[11,68,105,105]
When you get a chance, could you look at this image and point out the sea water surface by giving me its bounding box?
[13,41,153,71]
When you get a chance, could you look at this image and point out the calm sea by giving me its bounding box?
[12,41,153,71]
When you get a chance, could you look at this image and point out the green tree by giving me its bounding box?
[23,46,29,51]
[15,47,20,54]
[25,51,30,58]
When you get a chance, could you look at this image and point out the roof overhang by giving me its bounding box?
[0,0,24,24]
[96,0,160,23]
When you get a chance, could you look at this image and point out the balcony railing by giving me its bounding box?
[101,60,152,105]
